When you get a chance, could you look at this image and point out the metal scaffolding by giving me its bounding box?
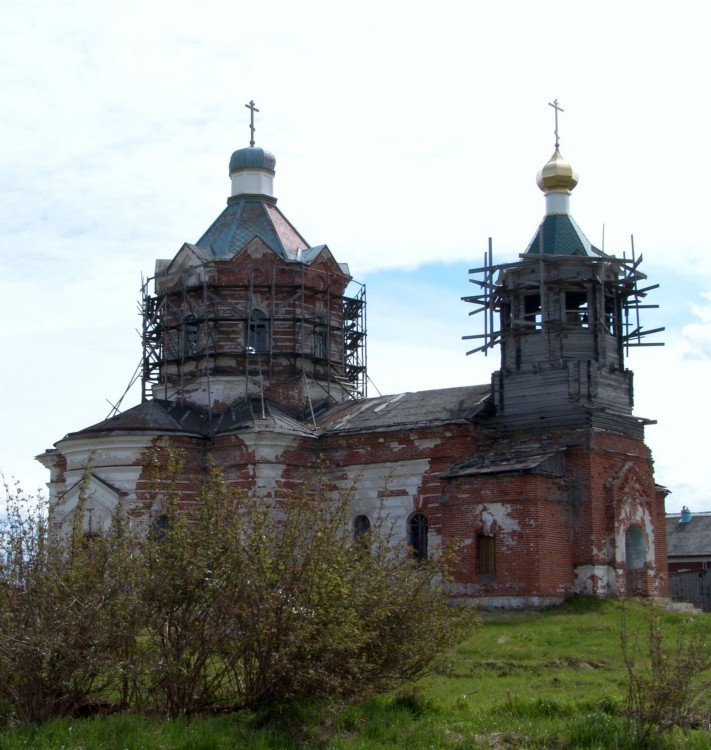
[140,261,367,406]
[463,236,664,356]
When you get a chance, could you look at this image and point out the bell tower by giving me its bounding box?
[466,104,662,434]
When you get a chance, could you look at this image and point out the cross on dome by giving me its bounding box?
[245,100,259,147]
[548,98,564,149]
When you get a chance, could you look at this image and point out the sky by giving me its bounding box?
[1,0,710,512]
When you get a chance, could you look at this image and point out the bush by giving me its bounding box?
[137,452,473,715]
[0,475,142,722]
[0,456,474,722]
[621,604,711,742]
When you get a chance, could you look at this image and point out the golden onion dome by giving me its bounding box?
[536,148,578,194]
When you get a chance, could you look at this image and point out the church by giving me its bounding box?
[38,105,669,607]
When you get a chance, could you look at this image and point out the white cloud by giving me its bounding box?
[1,0,711,511]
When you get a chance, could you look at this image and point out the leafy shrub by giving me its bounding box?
[0,455,474,722]
[0,475,142,722]
[621,604,711,742]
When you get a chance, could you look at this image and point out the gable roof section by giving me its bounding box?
[165,243,216,274]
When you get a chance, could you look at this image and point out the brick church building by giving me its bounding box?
[38,116,668,607]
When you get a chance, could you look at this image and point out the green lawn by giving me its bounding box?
[2,598,710,749]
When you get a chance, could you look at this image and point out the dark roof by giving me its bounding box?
[440,447,566,479]
[60,385,492,445]
[666,514,711,558]
[196,199,309,261]
[61,399,315,441]
[524,214,600,257]
[317,385,491,434]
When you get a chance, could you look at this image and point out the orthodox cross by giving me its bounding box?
[548,99,564,149]
[245,100,259,147]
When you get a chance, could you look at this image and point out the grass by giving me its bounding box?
[2,597,711,749]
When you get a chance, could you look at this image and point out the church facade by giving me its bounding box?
[38,122,668,607]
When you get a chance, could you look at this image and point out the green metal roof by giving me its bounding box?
[229,146,276,173]
[524,214,600,257]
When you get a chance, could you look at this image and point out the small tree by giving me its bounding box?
[621,603,711,741]
[0,476,142,722]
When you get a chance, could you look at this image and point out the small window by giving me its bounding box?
[150,514,171,542]
[184,315,199,356]
[409,513,428,561]
[313,319,327,359]
[248,310,269,353]
[565,290,589,328]
[477,534,496,576]
[523,294,542,329]
[353,514,371,539]
[604,293,617,335]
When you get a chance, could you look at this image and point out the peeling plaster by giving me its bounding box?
[414,437,441,450]
[573,565,617,596]
[479,504,521,535]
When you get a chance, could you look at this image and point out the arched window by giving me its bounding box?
[353,514,371,539]
[248,309,269,353]
[313,318,327,359]
[625,526,646,571]
[408,513,428,561]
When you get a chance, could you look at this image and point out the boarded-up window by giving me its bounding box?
[478,534,496,575]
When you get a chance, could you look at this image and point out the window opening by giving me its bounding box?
[184,315,199,356]
[353,514,371,539]
[151,514,171,542]
[477,534,496,576]
[604,292,617,335]
[409,513,428,561]
[248,309,269,353]
[565,290,589,328]
[625,526,646,571]
[313,318,326,359]
[523,293,542,329]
